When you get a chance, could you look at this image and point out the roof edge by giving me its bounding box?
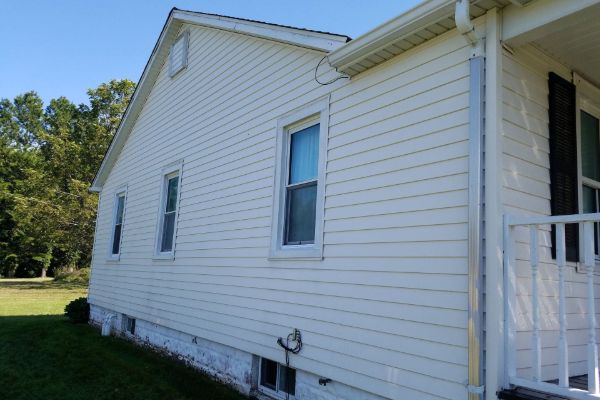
[328,0,455,72]
[173,9,350,52]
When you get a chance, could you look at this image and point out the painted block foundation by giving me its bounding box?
[89,304,387,400]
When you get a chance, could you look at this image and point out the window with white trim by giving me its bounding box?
[259,358,296,398]
[577,76,600,256]
[109,189,126,259]
[270,98,328,259]
[155,165,182,258]
[169,30,189,77]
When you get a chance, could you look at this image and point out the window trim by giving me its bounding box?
[154,161,183,260]
[107,186,128,261]
[270,97,329,260]
[258,358,296,399]
[575,73,600,264]
[169,30,189,78]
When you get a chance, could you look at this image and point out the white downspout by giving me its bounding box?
[456,0,485,399]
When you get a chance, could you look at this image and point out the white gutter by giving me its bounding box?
[327,0,456,73]
[457,0,485,398]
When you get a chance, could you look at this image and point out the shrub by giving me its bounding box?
[54,268,90,285]
[64,297,90,323]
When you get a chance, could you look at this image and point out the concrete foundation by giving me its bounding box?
[89,304,387,400]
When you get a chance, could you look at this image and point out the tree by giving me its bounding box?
[0,79,135,277]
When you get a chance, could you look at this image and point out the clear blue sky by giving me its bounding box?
[0,1,421,106]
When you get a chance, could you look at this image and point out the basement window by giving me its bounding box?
[122,315,136,335]
[169,30,189,77]
[259,358,296,398]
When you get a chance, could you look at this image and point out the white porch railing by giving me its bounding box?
[504,213,600,399]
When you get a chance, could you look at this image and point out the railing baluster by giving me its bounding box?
[584,222,599,394]
[504,217,517,383]
[530,225,542,381]
[556,223,569,387]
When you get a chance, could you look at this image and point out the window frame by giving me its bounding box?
[575,73,600,263]
[270,97,329,260]
[258,358,296,399]
[154,162,183,260]
[169,30,189,78]
[107,186,128,261]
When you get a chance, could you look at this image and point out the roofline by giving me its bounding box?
[327,0,456,73]
[174,9,351,49]
[91,9,350,192]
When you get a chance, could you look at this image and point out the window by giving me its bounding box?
[155,163,182,258]
[270,98,328,259]
[109,189,126,259]
[122,315,136,335]
[169,30,189,77]
[285,123,319,245]
[259,358,295,398]
[577,75,600,257]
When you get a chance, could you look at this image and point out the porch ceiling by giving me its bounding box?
[532,3,600,88]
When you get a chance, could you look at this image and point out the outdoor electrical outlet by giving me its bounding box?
[293,329,300,341]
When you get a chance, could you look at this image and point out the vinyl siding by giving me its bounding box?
[90,23,471,400]
[501,45,600,380]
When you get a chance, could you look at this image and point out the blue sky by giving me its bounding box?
[1,1,421,106]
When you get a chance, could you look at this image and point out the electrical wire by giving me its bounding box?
[314,55,349,86]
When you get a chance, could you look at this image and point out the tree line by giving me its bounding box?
[0,80,135,278]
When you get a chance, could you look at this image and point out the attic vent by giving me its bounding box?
[169,31,189,77]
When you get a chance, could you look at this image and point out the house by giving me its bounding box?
[87,0,600,399]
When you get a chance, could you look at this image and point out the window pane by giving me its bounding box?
[286,184,317,244]
[581,111,600,181]
[260,359,277,391]
[583,185,597,213]
[112,224,122,255]
[161,212,175,252]
[289,124,319,184]
[278,364,296,395]
[116,195,125,224]
[165,176,179,212]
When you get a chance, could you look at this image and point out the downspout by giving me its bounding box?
[456,0,485,399]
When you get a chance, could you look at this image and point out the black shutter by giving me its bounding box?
[548,72,579,262]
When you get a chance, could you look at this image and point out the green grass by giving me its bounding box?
[0,279,247,400]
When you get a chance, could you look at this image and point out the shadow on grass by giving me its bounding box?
[0,315,247,400]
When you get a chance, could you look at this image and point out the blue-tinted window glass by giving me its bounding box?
[165,176,179,212]
[286,184,317,244]
[161,213,175,252]
[289,124,319,184]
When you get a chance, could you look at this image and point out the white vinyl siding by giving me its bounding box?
[89,23,471,400]
[501,44,600,381]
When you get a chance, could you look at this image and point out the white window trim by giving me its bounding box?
[270,96,329,260]
[154,161,183,260]
[258,358,296,400]
[107,186,128,261]
[575,73,600,269]
[169,30,189,78]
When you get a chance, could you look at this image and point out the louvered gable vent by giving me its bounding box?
[169,31,189,77]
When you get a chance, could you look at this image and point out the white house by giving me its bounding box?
[88,1,600,399]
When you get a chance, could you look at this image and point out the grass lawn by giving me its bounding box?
[0,278,247,400]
